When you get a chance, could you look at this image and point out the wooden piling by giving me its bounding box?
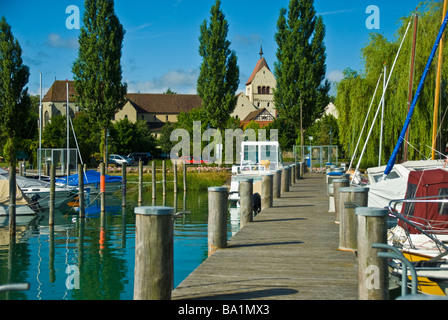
[333,178,350,224]
[239,178,253,228]
[49,165,55,224]
[134,206,174,300]
[9,165,16,238]
[338,186,369,252]
[173,162,178,194]
[273,169,282,199]
[183,162,187,192]
[281,166,289,194]
[261,173,273,211]
[356,207,389,300]
[208,187,228,256]
[122,162,127,208]
[162,160,166,197]
[152,161,156,200]
[78,164,85,218]
[138,160,143,205]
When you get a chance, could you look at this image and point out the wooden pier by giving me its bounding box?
[172,173,358,300]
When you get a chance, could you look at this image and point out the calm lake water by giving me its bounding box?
[0,188,237,300]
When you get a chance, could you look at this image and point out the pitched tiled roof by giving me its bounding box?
[243,108,271,122]
[126,93,202,114]
[245,57,270,86]
[42,80,202,114]
[42,80,77,103]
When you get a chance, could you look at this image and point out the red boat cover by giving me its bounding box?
[401,169,448,234]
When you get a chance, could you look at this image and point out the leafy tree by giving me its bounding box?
[335,1,448,167]
[274,0,330,149]
[72,0,127,164]
[197,0,240,130]
[0,17,31,166]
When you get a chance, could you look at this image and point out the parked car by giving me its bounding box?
[109,154,134,166]
[127,152,152,165]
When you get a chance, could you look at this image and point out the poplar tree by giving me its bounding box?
[274,0,330,148]
[0,16,30,233]
[197,0,240,130]
[72,0,127,164]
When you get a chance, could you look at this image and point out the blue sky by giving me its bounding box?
[2,0,425,96]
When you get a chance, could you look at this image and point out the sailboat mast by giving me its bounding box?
[404,12,418,162]
[379,63,386,166]
[39,72,42,179]
[66,80,70,185]
[431,0,448,160]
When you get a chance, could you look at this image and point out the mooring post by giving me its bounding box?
[134,206,174,300]
[173,162,178,194]
[356,207,389,300]
[261,173,273,211]
[152,161,156,200]
[100,162,106,213]
[162,160,166,197]
[333,178,350,224]
[9,165,16,238]
[338,186,369,252]
[239,178,253,228]
[138,160,143,205]
[49,165,55,224]
[208,187,228,256]
[296,163,301,180]
[291,164,296,184]
[273,169,282,199]
[281,166,289,195]
[183,162,187,192]
[122,162,127,208]
[78,164,85,218]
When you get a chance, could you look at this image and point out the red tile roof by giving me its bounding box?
[245,57,270,86]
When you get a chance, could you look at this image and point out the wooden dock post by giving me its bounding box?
[239,178,253,228]
[338,186,369,252]
[173,162,178,194]
[356,207,389,300]
[333,178,350,224]
[9,165,16,237]
[291,164,296,184]
[134,206,174,300]
[78,164,85,218]
[100,163,106,213]
[152,161,156,200]
[162,160,166,197]
[183,162,187,192]
[296,163,301,180]
[138,160,143,205]
[281,166,289,194]
[122,162,127,208]
[49,165,55,225]
[273,169,282,199]
[208,187,228,256]
[261,173,273,211]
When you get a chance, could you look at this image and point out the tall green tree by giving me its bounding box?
[0,16,30,233]
[72,0,127,164]
[0,17,31,166]
[197,0,240,130]
[274,0,330,149]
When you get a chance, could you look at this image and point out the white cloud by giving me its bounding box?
[327,69,344,83]
[46,33,78,49]
[127,69,199,94]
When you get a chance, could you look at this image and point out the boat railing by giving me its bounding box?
[388,195,448,256]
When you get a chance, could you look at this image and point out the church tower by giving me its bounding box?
[245,45,277,117]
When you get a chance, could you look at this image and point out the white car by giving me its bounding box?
[109,154,133,166]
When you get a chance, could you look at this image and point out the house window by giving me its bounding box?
[166,115,169,121]
[266,87,270,94]
[262,86,266,94]
[258,86,261,94]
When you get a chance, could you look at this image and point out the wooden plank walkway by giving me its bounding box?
[172,173,358,300]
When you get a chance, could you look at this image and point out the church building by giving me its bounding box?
[231,46,277,127]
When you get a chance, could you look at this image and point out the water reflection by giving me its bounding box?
[0,190,237,300]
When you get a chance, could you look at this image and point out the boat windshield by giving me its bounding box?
[241,143,280,170]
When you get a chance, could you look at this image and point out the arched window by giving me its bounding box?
[262,86,266,94]
[257,86,262,94]
[44,111,50,126]
[266,87,270,94]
